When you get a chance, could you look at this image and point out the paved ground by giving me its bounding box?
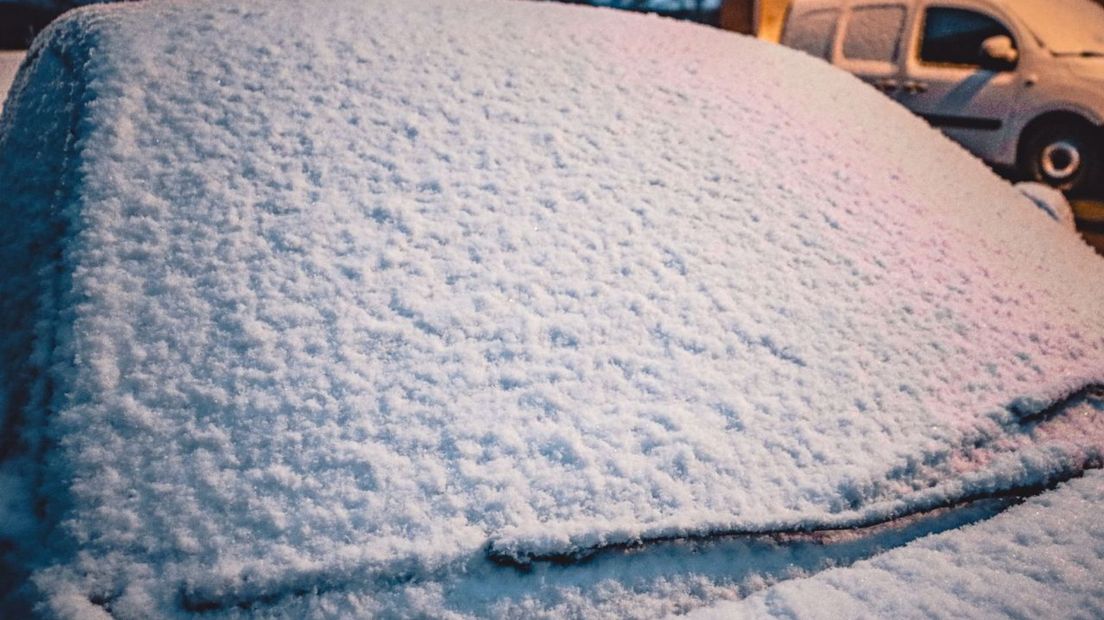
[0,50,26,111]
[1072,200,1104,256]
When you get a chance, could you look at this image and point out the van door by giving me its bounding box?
[836,2,909,96]
[780,4,841,62]
[898,4,1024,162]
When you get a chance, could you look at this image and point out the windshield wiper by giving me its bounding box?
[1056,50,1104,58]
[488,385,1104,569]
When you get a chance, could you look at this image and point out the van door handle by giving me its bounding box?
[872,78,899,93]
[902,80,929,94]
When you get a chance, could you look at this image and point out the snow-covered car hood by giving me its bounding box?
[1,0,1103,617]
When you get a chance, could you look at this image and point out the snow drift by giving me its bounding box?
[1,0,1103,616]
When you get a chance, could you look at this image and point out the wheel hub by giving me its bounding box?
[1041,141,1081,181]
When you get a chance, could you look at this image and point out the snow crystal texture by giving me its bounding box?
[1,0,1103,616]
[690,470,1104,619]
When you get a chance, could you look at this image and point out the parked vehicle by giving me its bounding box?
[781,0,1104,195]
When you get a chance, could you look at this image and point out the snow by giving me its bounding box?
[1,0,1103,617]
[687,467,1104,619]
[1016,182,1077,231]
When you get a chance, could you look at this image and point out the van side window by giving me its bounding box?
[781,8,840,61]
[843,5,907,63]
[920,7,1015,66]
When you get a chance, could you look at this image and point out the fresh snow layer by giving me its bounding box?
[1016,182,1077,231]
[1,0,1103,616]
[686,468,1104,620]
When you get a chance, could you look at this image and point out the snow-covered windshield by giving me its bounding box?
[1009,0,1104,56]
[3,0,1104,617]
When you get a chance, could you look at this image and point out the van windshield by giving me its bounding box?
[1009,0,1104,56]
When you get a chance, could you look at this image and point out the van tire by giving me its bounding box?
[1019,118,1101,197]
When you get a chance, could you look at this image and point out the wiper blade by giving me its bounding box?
[488,385,1104,569]
[1056,50,1104,58]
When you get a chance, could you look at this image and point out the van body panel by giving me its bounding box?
[783,0,1104,171]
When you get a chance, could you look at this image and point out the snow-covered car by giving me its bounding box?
[781,0,1104,195]
[1,1,1103,618]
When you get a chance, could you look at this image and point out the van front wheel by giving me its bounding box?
[1020,119,1101,196]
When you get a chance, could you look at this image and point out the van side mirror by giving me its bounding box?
[980,35,1018,70]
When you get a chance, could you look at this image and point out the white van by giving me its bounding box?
[781,0,1104,194]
